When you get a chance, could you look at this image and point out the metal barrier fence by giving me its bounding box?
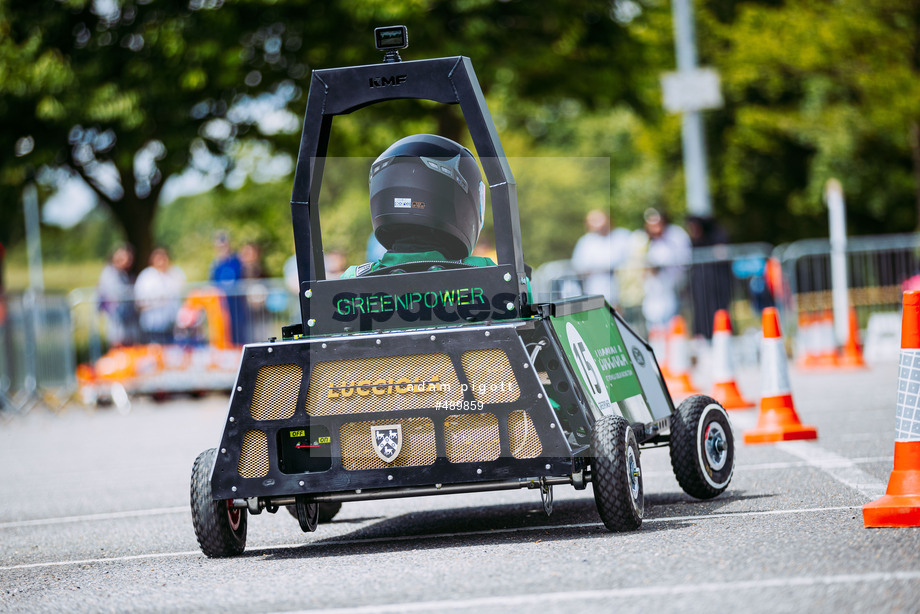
[69,278,300,362]
[532,242,776,340]
[535,234,920,366]
[6,234,919,414]
[775,232,920,361]
[69,279,299,404]
[0,291,76,415]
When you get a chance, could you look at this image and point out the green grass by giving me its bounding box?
[4,258,211,294]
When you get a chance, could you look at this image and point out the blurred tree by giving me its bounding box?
[0,0,655,272]
[704,0,920,240]
[0,0,343,270]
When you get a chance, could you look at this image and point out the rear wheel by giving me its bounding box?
[318,501,342,523]
[591,415,643,532]
[190,448,247,557]
[294,495,319,532]
[669,395,735,499]
[287,501,342,524]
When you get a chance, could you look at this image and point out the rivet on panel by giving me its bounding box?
[231,486,237,492]
[299,481,305,487]
[305,289,313,298]
[476,468,483,475]
[322,343,327,349]
[307,319,316,327]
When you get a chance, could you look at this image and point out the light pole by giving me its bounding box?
[662,0,722,218]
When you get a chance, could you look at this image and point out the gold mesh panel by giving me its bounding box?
[444,413,501,463]
[339,417,436,471]
[250,363,302,421]
[308,353,463,416]
[461,349,521,404]
[508,410,542,459]
[238,430,269,478]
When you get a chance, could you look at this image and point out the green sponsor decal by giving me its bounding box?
[551,308,645,417]
[334,287,486,316]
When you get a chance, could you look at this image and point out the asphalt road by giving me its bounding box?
[1,359,919,614]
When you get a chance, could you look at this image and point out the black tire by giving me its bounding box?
[190,448,247,557]
[318,501,342,523]
[591,415,643,532]
[286,501,342,524]
[669,395,735,500]
[294,495,319,532]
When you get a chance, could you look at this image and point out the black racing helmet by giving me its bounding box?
[369,134,485,260]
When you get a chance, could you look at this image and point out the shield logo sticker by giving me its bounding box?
[371,424,403,463]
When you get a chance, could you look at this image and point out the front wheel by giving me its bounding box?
[669,395,735,499]
[190,448,247,557]
[591,415,643,532]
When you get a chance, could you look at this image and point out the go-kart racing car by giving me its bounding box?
[190,26,735,557]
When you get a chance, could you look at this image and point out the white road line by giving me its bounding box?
[268,571,920,614]
[3,451,889,531]
[0,506,188,529]
[776,441,889,499]
[0,505,855,571]
[0,456,891,531]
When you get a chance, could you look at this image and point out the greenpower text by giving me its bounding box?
[335,287,486,316]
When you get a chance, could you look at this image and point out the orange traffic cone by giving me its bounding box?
[794,311,817,369]
[816,310,840,367]
[744,307,818,444]
[838,306,867,368]
[664,315,700,400]
[797,311,838,369]
[709,309,754,410]
[648,324,669,376]
[863,291,920,527]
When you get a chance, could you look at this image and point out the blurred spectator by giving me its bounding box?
[570,209,631,307]
[283,252,300,296]
[366,232,387,263]
[325,250,347,279]
[97,244,138,347]
[209,231,242,283]
[639,208,691,332]
[209,232,247,345]
[239,241,269,342]
[239,242,265,280]
[617,231,651,333]
[472,232,497,262]
[135,246,186,344]
[686,215,732,339]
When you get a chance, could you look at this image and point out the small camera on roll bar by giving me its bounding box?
[375,25,408,62]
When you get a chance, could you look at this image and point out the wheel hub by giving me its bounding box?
[704,422,728,471]
[226,501,242,531]
[626,447,641,499]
